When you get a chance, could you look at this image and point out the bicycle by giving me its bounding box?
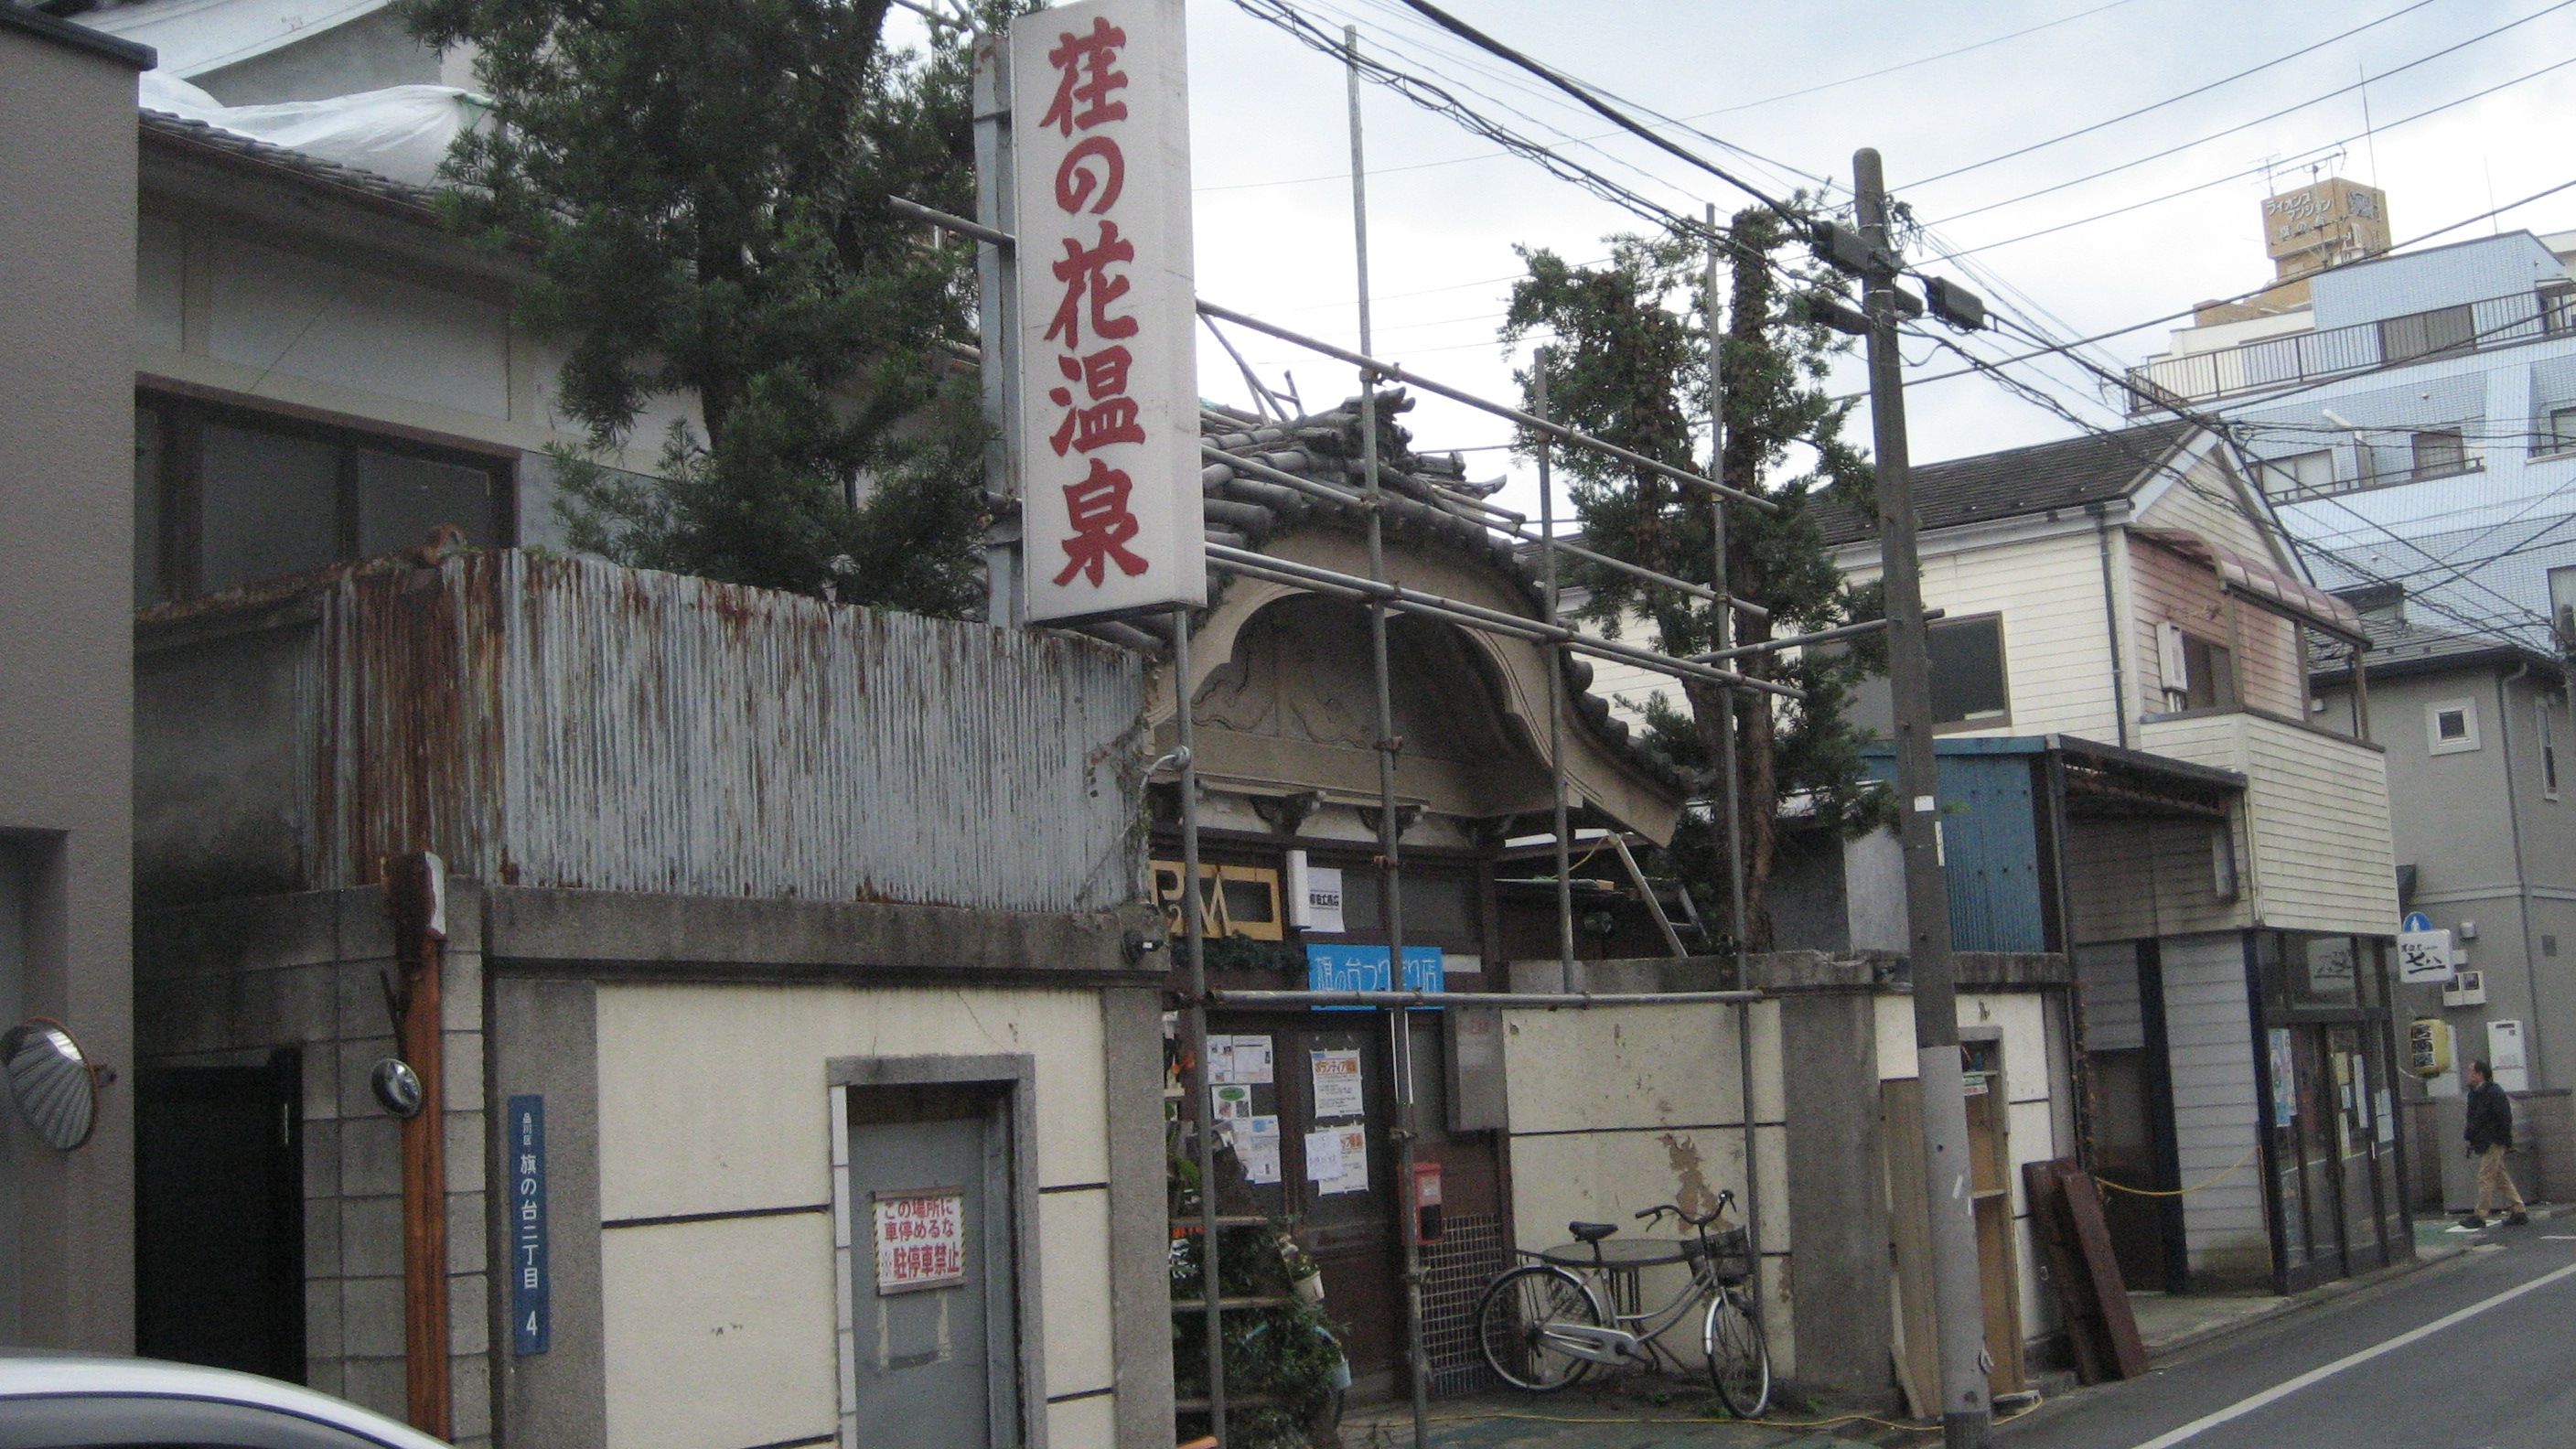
[1472,1191,1771,1417]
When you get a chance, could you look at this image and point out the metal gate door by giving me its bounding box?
[134,1051,305,1381]
[844,1084,1018,1449]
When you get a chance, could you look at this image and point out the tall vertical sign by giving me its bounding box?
[507,1094,550,1356]
[1011,0,1204,623]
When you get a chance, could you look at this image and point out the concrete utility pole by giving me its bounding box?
[1852,147,1992,1449]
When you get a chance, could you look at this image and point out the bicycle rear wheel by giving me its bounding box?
[1703,1286,1771,1417]
[1476,1263,1602,1392]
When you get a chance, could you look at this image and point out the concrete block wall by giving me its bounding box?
[134,882,489,1445]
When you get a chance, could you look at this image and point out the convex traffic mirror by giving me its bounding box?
[2,1020,100,1151]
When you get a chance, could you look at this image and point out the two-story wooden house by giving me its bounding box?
[1827,422,2410,1295]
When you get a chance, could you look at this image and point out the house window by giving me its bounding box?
[134,390,513,606]
[2543,282,2576,337]
[2380,303,2475,363]
[2260,449,2334,498]
[2182,634,2238,711]
[2410,427,2469,479]
[1927,615,2011,730]
[2543,698,2561,799]
[2543,405,2576,456]
[2428,697,2480,755]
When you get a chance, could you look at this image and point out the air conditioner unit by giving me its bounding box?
[2443,971,2488,1007]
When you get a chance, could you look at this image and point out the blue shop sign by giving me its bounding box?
[1306,944,1444,1009]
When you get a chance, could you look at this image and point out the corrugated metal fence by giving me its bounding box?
[295,551,1145,913]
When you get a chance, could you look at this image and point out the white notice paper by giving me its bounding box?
[1303,1128,1344,1184]
[1205,1037,1236,1084]
[1311,1048,1365,1120]
[1233,1115,1282,1185]
[1231,1035,1274,1084]
[1322,1125,1369,1196]
[1210,1083,1252,1121]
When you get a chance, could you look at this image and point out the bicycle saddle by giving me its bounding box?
[1567,1221,1618,1243]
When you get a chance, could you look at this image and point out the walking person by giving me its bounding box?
[2463,1059,2529,1228]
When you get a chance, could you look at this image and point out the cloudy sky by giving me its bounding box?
[1091,0,2576,518]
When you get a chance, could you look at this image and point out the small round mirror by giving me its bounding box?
[370,1057,424,1120]
[2,1020,98,1151]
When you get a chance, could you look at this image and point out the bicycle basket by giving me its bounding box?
[1699,1226,1753,1283]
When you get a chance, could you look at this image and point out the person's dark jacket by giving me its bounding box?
[2465,1079,2515,1154]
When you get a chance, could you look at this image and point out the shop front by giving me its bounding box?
[2253,932,2412,1291]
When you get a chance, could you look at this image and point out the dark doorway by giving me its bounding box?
[135,1050,306,1381]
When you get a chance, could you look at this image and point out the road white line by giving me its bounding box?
[2123,1260,2576,1449]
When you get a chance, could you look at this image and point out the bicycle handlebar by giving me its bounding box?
[1634,1189,1739,1229]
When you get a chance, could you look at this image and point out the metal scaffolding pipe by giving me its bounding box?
[1205,545,1803,699]
[1204,989,1765,1008]
[1197,300,1779,515]
[1687,612,1917,664]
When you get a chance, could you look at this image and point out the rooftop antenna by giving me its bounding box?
[2358,63,2382,190]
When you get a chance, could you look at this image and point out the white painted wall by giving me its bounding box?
[591,982,1116,1449]
[1498,1001,1791,1373]
[2153,932,2270,1282]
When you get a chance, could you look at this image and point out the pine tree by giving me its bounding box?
[401,0,1023,614]
[1504,206,1885,949]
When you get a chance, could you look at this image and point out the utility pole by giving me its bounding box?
[1851,147,1991,1449]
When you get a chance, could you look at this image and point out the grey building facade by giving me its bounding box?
[0,3,152,1353]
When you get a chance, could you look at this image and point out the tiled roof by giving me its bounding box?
[1076,392,1690,796]
[139,106,440,218]
[1818,421,2201,545]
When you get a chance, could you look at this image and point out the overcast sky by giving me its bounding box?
[1084,0,2576,520]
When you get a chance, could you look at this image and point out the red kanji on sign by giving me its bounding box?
[1054,457,1151,585]
[1045,222,1137,349]
[1040,16,1131,136]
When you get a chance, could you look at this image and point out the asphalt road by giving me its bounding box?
[1996,1226,2576,1449]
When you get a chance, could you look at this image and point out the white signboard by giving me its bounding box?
[1010,0,1204,622]
[1287,857,1345,934]
[872,1189,966,1294]
[2398,928,2455,984]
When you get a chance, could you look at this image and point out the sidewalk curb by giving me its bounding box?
[2141,1200,2570,1363]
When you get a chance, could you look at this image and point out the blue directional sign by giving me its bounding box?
[508,1094,550,1356]
[2404,911,2434,934]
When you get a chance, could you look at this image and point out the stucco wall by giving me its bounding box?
[0,7,146,1351]
[586,982,1125,1449]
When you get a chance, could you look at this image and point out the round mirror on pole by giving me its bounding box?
[2,1019,101,1151]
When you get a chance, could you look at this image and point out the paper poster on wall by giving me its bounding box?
[1229,1035,1274,1084]
[1321,1125,1370,1196]
[1210,1083,1253,1121]
[2376,1089,2395,1144]
[1230,1115,1282,1185]
[1206,1036,1235,1083]
[1303,1128,1344,1184]
[1310,1047,1366,1119]
[2269,1029,2296,1128]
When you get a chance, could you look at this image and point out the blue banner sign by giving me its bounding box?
[508,1094,550,1356]
[1306,944,1444,1009]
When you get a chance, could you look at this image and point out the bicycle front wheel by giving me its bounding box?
[1476,1263,1602,1392]
[1703,1287,1771,1417]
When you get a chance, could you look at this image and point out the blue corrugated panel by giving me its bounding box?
[1862,741,2048,953]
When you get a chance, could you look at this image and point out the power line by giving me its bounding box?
[1905,0,2450,189]
[1389,0,1808,225]
[1925,0,2576,228]
[1865,171,2576,408]
[1196,0,2146,193]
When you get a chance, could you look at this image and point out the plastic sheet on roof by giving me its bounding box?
[138,70,484,187]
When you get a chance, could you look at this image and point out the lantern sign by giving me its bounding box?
[1010,0,1204,623]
